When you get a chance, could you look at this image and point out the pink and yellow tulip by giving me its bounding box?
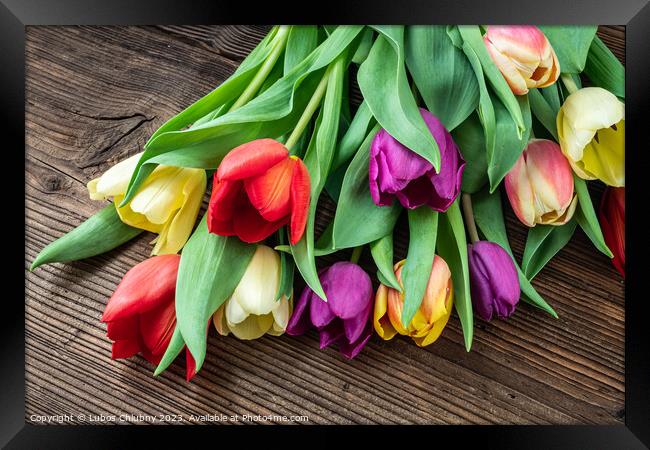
[484,25,560,95]
[504,139,578,227]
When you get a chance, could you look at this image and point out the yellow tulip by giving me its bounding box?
[213,245,292,340]
[374,256,454,347]
[557,87,625,187]
[87,152,206,255]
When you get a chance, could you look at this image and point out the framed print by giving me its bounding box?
[4,0,649,447]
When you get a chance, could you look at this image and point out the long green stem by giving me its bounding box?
[560,73,579,95]
[350,246,363,264]
[229,25,290,112]
[461,193,480,244]
[285,67,331,151]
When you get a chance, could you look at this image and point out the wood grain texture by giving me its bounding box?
[25,25,625,425]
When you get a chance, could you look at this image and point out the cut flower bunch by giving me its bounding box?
[31,25,625,380]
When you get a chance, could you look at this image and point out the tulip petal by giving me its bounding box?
[343,302,373,344]
[228,313,274,340]
[413,289,453,347]
[88,152,143,200]
[212,305,230,336]
[339,321,373,359]
[232,198,288,243]
[504,153,536,227]
[289,157,310,245]
[270,296,291,334]
[106,316,139,341]
[229,245,280,316]
[421,255,453,324]
[285,286,313,336]
[139,299,176,357]
[111,338,141,360]
[580,120,625,187]
[244,158,294,222]
[323,262,373,320]
[217,139,289,181]
[186,347,197,382]
[373,284,398,341]
[319,321,345,349]
[102,254,180,322]
[310,295,336,328]
[152,168,206,255]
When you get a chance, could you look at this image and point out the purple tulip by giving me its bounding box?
[468,241,520,321]
[286,262,374,359]
[369,108,465,211]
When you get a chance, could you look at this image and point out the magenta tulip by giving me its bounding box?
[286,262,374,359]
[369,108,465,212]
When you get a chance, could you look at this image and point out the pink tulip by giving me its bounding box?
[505,139,578,227]
[484,26,560,95]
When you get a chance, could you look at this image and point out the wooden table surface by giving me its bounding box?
[25,25,625,425]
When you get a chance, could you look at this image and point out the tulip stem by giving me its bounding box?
[560,74,579,95]
[230,25,290,112]
[461,193,480,244]
[350,246,363,264]
[285,66,332,152]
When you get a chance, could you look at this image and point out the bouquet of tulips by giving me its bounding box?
[31,25,624,381]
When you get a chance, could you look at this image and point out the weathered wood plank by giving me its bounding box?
[25,25,625,425]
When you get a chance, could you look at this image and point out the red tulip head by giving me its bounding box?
[207,139,310,245]
[599,187,625,278]
[102,254,196,381]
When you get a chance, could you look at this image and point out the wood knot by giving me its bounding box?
[43,174,63,192]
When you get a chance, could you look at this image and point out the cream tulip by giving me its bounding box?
[88,152,207,255]
[213,245,292,340]
[557,87,625,187]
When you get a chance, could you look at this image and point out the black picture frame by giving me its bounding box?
[5,0,649,447]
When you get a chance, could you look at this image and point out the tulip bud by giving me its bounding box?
[374,256,453,347]
[101,254,196,380]
[468,241,520,321]
[88,152,207,255]
[483,25,560,95]
[504,139,578,227]
[207,139,310,245]
[286,262,374,359]
[557,87,625,187]
[599,187,625,278]
[369,108,465,212]
[213,245,291,340]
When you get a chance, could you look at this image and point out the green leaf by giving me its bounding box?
[369,233,402,292]
[149,26,281,143]
[331,100,374,172]
[405,26,479,131]
[584,35,625,99]
[460,40,496,175]
[573,175,613,258]
[284,26,319,74]
[400,208,438,327]
[351,27,374,64]
[487,93,531,192]
[153,326,186,376]
[528,88,559,141]
[291,53,347,300]
[276,229,295,300]
[435,200,473,351]
[30,204,142,271]
[453,113,488,194]
[331,125,402,249]
[457,26,525,136]
[122,26,364,205]
[176,216,255,371]
[472,188,558,318]
[522,221,577,280]
[358,26,441,170]
[539,26,597,74]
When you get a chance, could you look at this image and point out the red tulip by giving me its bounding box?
[599,187,625,278]
[101,254,196,381]
[207,139,310,245]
